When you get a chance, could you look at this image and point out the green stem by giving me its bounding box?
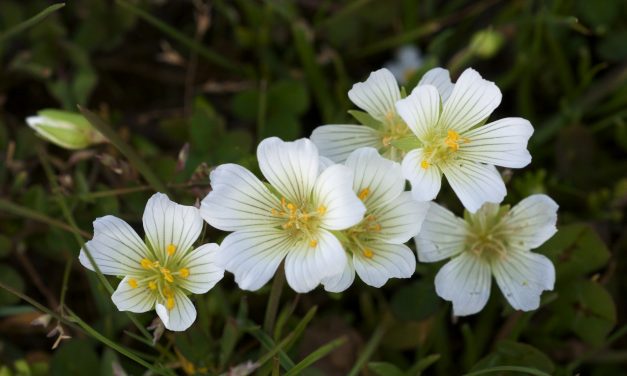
[0,198,91,238]
[264,269,285,335]
[0,3,65,43]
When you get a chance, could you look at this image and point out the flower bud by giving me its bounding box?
[469,29,504,59]
[26,109,106,150]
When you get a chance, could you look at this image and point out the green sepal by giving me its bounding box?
[348,110,382,130]
[389,135,422,151]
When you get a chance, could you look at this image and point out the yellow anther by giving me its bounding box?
[382,136,392,146]
[358,188,370,201]
[281,197,287,207]
[445,130,463,151]
[287,203,296,212]
[271,208,279,216]
[363,248,374,258]
[420,160,430,169]
[309,239,318,248]
[148,281,157,290]
[179,268,190,278]
[166,296,175,310]
[166,243,177,256]
[141,258,154,269]
[317,205,327,215]
[370,223,382,232]
[160,268,174,283]
[128,278,138,289]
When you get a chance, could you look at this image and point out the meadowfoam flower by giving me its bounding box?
[79,193,224,331]
[322,148,429,292]
[395,68,533,212]
[311,67,454,163]
[200,137,366,293]
[415,194,558,316]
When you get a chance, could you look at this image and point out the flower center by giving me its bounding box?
[344,213,382,258]
[271,197,326,248]
[420,129,470,169]
[464,204,512,261]
[380,112,412,160]
[128,243,191,309]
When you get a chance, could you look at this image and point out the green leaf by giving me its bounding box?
[464,366,552,376]
[367,362,404,376]
[263,113,301,140]
[536,224,610,281]
[0,235,10,258]
[268,80,310,116]
[562,280,617,346]
[469,340,554,375]
[409,354,441,375]
[283,336,347,376]
[0,2,65,43]
[348,110,381,129]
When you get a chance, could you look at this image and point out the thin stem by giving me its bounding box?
[264,268,285,334]
[347,322,387,376]
[0,3,65,43]
[0,198,91,238]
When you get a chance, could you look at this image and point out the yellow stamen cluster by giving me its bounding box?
[271,197,327,248]
[134,249,192,310]
[420,129,470,169]
[363,248,374,258]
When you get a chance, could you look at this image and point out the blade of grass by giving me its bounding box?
[78,106,168,194]
[283,336,347,376]
[347,322,386,376]
[0,3,65,43]
[115,0,249,76]
[0,198,91,238]
[263,269,285,334]
[463,366,551,376]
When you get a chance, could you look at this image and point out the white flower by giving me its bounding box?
[321,148,429,292]
[385,45,424,84]
[395,68,533,212]
[78,193,224,331]
[415,194,558,316]
[200,137,366,293]
[311,67,453,163]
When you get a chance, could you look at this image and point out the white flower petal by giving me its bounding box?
[395,85,440,141]
[461,118,533,168]
[143,193,203,260]
[353,242,416,288]
[322,257,356,293]
[178,243,224,294]
[418,67,454,103]
[345,147,405,209]
[284,230,347,293]
[201,164,281,231]
[217,228,292,291]
[442,162,506,213]
[348,68,401,121]
[440,68,502,133]
[111,276,156,313]
[492,251,555,311]
[314,164,366,230]
[257,137,319,203]
[311,124,381,163]
[374,192,429,244]
[319,156,335,172]
[415,203,467,262]
[401,149,442,202]
[435,252,492,316]
[503,194,559,249]
[79,216,147,275]
[155,290,197,331]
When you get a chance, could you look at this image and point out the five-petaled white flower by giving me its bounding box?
[322,148,429,292]
[415,194,557,316]
[79,193,224,331]
[311,67,453,163]
[200,137,366,293]
[395,68,533,212]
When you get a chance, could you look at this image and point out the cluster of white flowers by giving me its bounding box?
[78,66,558,331]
